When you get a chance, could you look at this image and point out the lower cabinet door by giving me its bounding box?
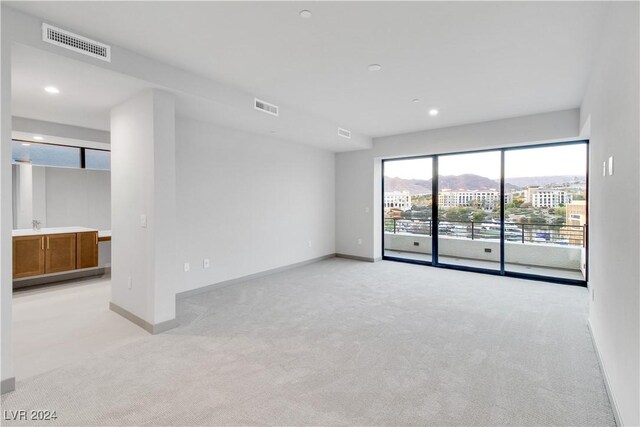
[45,233,77,274]
[77,232,99,269]
[13,236,45,278]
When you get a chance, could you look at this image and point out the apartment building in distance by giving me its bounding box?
[438,190,512,210]
[525,187,572,208]
[384,191,412,211]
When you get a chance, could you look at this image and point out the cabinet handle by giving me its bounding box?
[41,236,44,250]
[95,233,98,245]
[47,236,49,250]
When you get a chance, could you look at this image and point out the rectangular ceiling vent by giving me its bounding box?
[42,23,111,62]
[338,128,352,139]
[254,98,279,116]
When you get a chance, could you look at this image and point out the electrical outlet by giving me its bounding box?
[203,258,210,269]
[184,262,190,272]
[140,214,147,228]
[127,276,132,290]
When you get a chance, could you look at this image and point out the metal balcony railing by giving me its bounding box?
[384,218,586,247]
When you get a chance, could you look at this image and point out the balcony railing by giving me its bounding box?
[384,218,586,247]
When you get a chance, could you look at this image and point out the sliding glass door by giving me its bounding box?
[437,151,502,271]
[382,140,588,286]
[383,157,433,263]
[504,143,588,280]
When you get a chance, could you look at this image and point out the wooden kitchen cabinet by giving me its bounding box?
[45,233,77,274]
[76,231,99,269]
[13,235,45,278]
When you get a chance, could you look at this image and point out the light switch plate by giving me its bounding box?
[608,156,614,176]
[184,262,190,272]
[602,161,606,177]
[140,214,147,228]
[203,258,210,269]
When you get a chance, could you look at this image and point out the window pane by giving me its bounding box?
[12,141,80,168]
[85,149,111,170]
[383,157,433,263]
[504,143,587,281]
[437,150,502,271]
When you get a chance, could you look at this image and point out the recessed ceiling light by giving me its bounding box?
[299,10,312,18]
[429,109,439,116]
[44,86,60,94]
[368,64,382,72]
[21,143,31,146]
[33,135,44,140]
[412,98,420,103]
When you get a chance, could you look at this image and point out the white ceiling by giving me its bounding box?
[9,1,608,141]
[11,43,152,131]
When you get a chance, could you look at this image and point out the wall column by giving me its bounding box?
[110,89,177,333]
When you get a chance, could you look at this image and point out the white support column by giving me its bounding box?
[1,6,15,394]
[110,89,177,333]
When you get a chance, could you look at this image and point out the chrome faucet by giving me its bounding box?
[32,220,41,231]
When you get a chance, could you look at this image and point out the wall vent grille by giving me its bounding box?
[254,98,279,116]
[338,128,352,139]
[42,23,111,62]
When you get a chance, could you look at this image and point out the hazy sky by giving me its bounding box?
[384,144,587,180]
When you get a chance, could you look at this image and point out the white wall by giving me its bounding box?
[175,118,335,294]
[11,165,110,230]
[580,3,639,425]
[44,167,110,230]
[1,5,14,391]
[12,117,110,145]
[336,109,580,260]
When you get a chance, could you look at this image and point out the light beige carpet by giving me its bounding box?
[1,258,614,426]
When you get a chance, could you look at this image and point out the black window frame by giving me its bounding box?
[12,139,110,170]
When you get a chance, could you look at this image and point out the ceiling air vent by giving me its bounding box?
[338,128,352,139]
[42,23,111,62]
[254,98,279,116]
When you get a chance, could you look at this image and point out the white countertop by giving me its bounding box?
[98,230,111,238]
[13,227,98,237]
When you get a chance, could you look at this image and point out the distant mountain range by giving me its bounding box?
[505,175,586,187]
[384,174,585,194]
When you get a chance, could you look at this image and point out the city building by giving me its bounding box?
[525,187,573,208]
[438,189,511,209]
[384,191,412,211]
[565,200,587,246]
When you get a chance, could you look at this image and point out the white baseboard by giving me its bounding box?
[588,319,623,426]
[176,254,336,300]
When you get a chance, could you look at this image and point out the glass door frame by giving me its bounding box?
[381,139,589,287]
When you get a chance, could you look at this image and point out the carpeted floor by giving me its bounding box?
[1,258,614,426]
